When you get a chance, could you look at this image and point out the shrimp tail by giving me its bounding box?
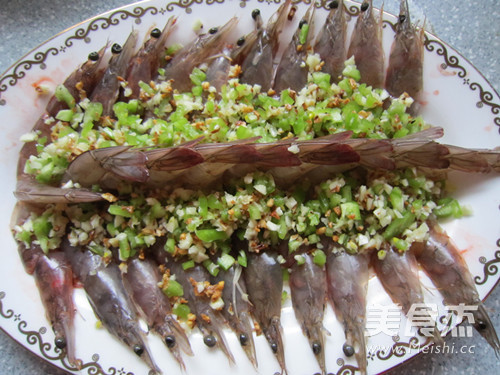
[445,145,500,173]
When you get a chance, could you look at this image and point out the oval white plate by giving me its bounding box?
[0,1,499,375]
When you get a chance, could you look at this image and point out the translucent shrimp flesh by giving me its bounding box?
[162,17,238,92]
[347,0,385,88]
[212,251,257,367]
[413,222,500,356]
[385,0,425,114]
[274,3,316,92]
[324,241,369,375]
[125,16,177,100]
[122,257,193,370]
[90,31,139,117]
[314,0,347,83]
[289,249,327,375]
[372,244,443,344]
[163,255,235,365]
[62,241,161,373]
[240,0,291,92]
[12,203,79,367]
[244,251,287,375]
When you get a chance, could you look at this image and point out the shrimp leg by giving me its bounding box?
[413,222,500,355]
[372,244,443,344]
[289,249,327,375]
[324,240,369,375]
[244,250,287,374]
[122,258,193,370]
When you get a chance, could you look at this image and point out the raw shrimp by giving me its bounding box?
[385,0,425,114]
[240,0,291,91]
[122,257,193,370]
[347,0,385,88]
[372,244,443,344]
[162,17,238,92]
[212,242,257,367]
[125,16,177,100]
[314,0,347,83]
[289,249,327,375]
[244,251,287,375]
[161,254,235,364]
[62,241,161,373]
[274,3,315,92]
[12,203,78,367]
[17,46,107,175]
[90,31,139,117]
[324,241,369,375]
[412,222,500,355]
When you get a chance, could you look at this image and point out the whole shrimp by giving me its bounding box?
[412,222,500,355]
[347,0,385,88]
[289,248,327,375]
[122,257,193,370]
[314,0,347,83]
[90,31,139,117]
[372,244,443,344]
[324,240,369,375]
[12,202,79,367]
[244,250,287,375]
[160,252,235,364]
[240,0,291,91]
[385,0,425,114]
[125,16,177,100]
[162,17,238,92]
[212,240,257,367]
[62,241,161,373]
[274,3,316,92]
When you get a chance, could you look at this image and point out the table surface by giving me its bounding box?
[0,0,499,374]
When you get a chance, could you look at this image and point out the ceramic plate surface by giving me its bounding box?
[0,1,498,375]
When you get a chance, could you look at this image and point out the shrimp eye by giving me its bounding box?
[312,341,322,355]
[209,27,219,35]
[251,9,261,20]
[299,20,308,29]
[88,51,100,61]
[237,37,246,46]
[361,2,369,12]
[55,337,66,349]
[343,343,355,357]
[476,319,488,330]
[239,333,248,346]
[270,342,278,353]
[399,14,406,23]
[133,344,144,356]
[150,28,162,38]
[328,1,339,10]
[204,334,217,347]
[111,43,122,54]
[165,335,176,348]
